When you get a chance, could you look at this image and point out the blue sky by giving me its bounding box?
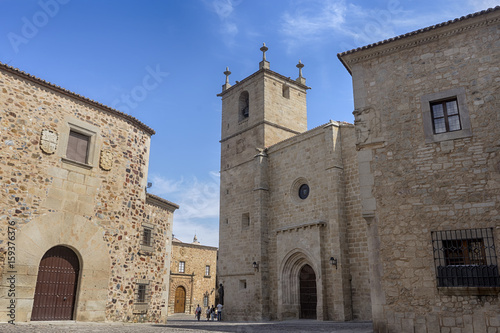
[1,0,497,246]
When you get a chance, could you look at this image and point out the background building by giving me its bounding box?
[168,236,218,315]
[339,7,500,333]
[0,63,178,323]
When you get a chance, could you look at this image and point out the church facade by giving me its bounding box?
[217,50,371,321]
[0,63,178,323]
[218,6,500,333]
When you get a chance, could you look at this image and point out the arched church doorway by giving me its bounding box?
[174,286,186,313]
[31,246,80,321]
[299,264,317,319]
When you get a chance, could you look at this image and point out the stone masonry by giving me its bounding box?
[339,6,500,333]
[0,63,178,323]
[168,237,218,315]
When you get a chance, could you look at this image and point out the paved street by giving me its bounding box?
[1,314,373,332]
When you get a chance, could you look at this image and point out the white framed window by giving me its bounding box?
[179,261,185,273]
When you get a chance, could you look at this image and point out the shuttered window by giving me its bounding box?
[66,131,89,164]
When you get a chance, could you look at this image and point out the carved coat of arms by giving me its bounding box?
[40,129,58,154]
[100,150,113,171]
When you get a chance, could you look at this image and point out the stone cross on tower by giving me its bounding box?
[296,60,306,85]
[222,67,231,91]
[259,43,270,70]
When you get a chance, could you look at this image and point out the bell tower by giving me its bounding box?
[217,44,310,320]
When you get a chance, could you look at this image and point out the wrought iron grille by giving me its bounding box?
[431,228,500,287]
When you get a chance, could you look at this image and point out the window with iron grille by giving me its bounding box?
[142,227,152,247]
[430,98,461,134]
[205,265,210,276]
[179,261,185,273]
[431,228,500,287]
[203,294,209,307]
[134,280,150,313]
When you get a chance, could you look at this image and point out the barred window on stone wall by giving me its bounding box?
[203,294,209,307]
[140,224,154,252]
[179,261,185,273]
[205,265,210,276]
[142,227,152,247]
[431,228,500,288]
[134,280,151,313]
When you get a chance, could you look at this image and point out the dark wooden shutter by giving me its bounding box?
[66,131,89,163]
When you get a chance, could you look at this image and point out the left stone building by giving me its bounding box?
[0,62,179,323]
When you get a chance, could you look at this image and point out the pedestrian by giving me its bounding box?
[217,303,223,321]
[195,304,201,321]
[210,305,215,321]
[206,306,211,321]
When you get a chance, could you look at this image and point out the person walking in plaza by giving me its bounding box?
[206,306,211,321]
[210,305,215,321]
[195,304,201,321]
[217,303,223,321]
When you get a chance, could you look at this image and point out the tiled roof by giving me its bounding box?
[337,6,500,58]
[0,61,156,136]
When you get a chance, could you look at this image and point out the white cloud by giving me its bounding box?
[468,0,500,11]
[149,172,220,247]
[208,0,242,40]
[281,0,347,48]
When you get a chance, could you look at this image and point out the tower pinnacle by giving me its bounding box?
[259,43,270,70]
[296,60,306,85]
[222,67,231,91]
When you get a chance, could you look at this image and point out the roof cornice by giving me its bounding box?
[338,6,500,74]
[217,67,310,97]
[0,62,156,136]
[146,193,179,211]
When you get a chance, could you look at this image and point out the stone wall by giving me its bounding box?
[0,64,177,323]
[340,8,500,333]
[168,240,217,314]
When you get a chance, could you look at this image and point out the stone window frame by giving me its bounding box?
[421,87,472,144]
[60,118,100,169]
[134,279,150,313]
[282,84,290,99]
[239,279,247,290]
[140,222,155,252]
[179,261,185,273]
[241,212,250,230]
[291,177,310,204]
[238,91,250,122]
[205,265,210,277]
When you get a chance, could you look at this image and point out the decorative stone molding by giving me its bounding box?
[276,220,326,234]
[40,129,58,154]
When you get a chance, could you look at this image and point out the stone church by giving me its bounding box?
[218,6,500,333]
[0,63,178,323]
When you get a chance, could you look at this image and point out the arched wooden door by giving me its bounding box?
[174,286,186,313]
[299,264,317,319]
[31,246,80,321]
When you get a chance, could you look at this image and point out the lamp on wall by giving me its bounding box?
[252,261,259,272]
[330,256,338,270]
